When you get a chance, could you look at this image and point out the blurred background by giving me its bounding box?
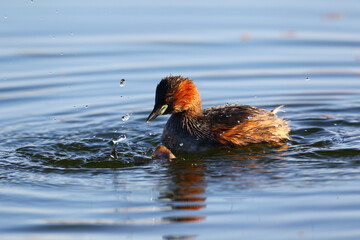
[1,0,360,239]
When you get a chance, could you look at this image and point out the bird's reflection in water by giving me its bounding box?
[156,142,289,223]
[150,143,289,240]
[159,158,206,223]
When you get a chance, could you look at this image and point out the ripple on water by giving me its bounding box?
[1,1,360,238]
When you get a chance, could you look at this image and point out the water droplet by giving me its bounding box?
[85,105,89,108]
[237,120,240,123]
[73,105,76,108]
[122,114,130,121]
[120,79,126,87]
[56,10,59,14]
[112,135,126,144]
[179,143,184,147]
[305,76,310,81]
[70,32,74,36]
[248,116,252,120]
[4,16,8,19]
[60,52,64,56]
[31,0,34,3]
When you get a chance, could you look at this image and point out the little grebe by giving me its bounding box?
[147,76,290,153]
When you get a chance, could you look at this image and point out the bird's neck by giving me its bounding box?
[173,79,203,116]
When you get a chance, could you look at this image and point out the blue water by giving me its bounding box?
[1,0,360,239]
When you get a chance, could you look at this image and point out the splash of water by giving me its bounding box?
[122,114,130,122]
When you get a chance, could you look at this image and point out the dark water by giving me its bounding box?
[1,1,360,239]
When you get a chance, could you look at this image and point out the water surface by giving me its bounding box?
[1,0,360,239]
